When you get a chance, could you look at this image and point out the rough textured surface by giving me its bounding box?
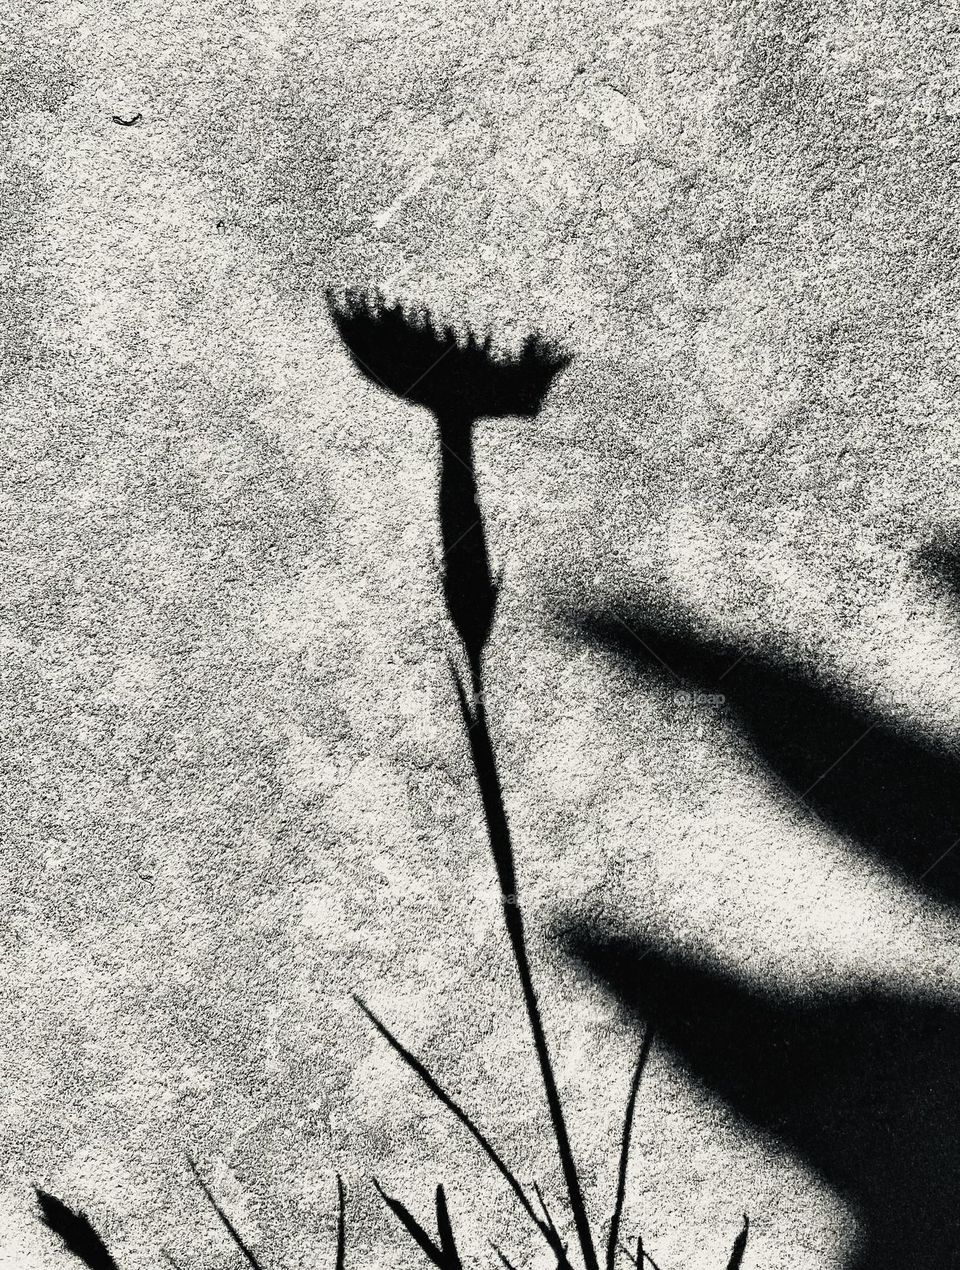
[2,2,960,1268]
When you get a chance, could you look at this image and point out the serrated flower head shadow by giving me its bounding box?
[325,289,570,422]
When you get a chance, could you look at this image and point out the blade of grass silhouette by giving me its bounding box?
[372,1179,458,1270]
[618,1237,663,1270]
[35,1190,119,1270]
[187,1156,264,1270]
[452,670,599,1270]
[532,1184,563,1249]
[335,1175,346,1270]
[532,1182,573,1270]
[491,1244,520,1270]
[434,1186,462,1270]
[354,995,560,1258]
[725,1216,749,1270]
[606,1026,655,1270]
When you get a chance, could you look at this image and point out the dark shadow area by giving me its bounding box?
[919,542,960,599]
[325,290,570,421]
[574,610,960,906]
[566,595,960,1267]
[561,928,960,1270]
[36,1190,119,1270]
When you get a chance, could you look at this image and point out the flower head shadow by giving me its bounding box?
[325,289,570,422]
[327,289,570,682]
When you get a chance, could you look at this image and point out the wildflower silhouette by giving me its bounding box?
[31,295,748,1270]
[326,289,603,1261]
[329,289,749,1270]
[325,290,569,688]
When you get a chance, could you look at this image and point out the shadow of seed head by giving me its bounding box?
[326,289,570,420]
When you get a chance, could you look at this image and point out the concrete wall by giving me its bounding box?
[2,2,960,1267]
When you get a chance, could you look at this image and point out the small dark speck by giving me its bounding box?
[216,219,226,230]
[112,112,142,126]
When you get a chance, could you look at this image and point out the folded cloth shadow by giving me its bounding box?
[562,927,960,1270]
[574,611,960,907]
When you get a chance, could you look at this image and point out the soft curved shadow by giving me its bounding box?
[561,927,960,1270]
[919,542,960,601]
[565,597,960,1267]
[574,609,960,906]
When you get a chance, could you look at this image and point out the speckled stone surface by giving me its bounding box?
[3,2,960,1267]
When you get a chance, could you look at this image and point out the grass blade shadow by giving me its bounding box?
[335,1175,346,1270]
[354,994,566,1262]
[35,1190,119,1270]
[725,1216,749,1270]
[188,1156,265,1270]
[373,1180,461,1270]
[606,1027,655,1270]
[451,668,597,1270]
[491,1245,521,1270]
[435,1185,463,1270]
